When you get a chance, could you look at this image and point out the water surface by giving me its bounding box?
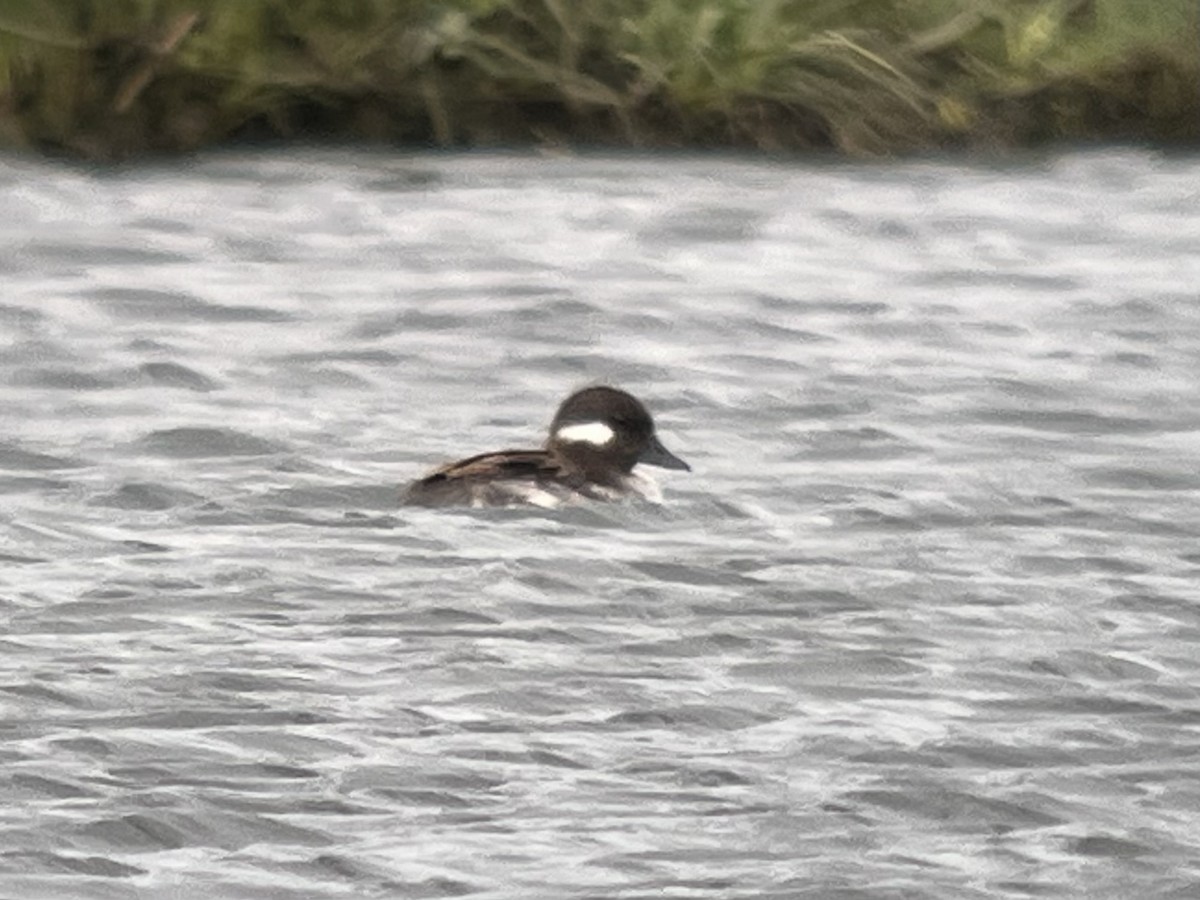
[2,148,1199,899]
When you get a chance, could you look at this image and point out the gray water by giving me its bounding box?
[2,147,1199,899]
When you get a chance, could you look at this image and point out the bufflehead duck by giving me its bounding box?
[402,386,690,508]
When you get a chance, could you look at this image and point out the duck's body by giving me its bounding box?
[402,387,689,509]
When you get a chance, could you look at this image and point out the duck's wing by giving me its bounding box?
[402,449,568,507]
[420,449,561,481]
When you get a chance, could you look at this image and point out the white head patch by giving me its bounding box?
[555,421,615,446]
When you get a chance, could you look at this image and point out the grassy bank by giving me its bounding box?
[1,0,1196,160]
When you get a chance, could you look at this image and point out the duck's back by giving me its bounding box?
[402,450,586,508]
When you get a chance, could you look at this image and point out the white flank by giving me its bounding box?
[471,483,566,508]
[555,421,615,446]
[508,484,566,508]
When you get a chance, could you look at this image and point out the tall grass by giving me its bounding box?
[0,0,1195,159]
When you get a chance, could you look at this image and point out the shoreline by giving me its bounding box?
[2,0,1196,162]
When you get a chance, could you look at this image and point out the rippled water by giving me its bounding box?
[2,148,1199,899]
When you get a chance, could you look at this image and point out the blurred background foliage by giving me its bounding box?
[0,0,1195,159]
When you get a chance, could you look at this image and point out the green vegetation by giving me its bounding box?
[0,0,1196,159]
